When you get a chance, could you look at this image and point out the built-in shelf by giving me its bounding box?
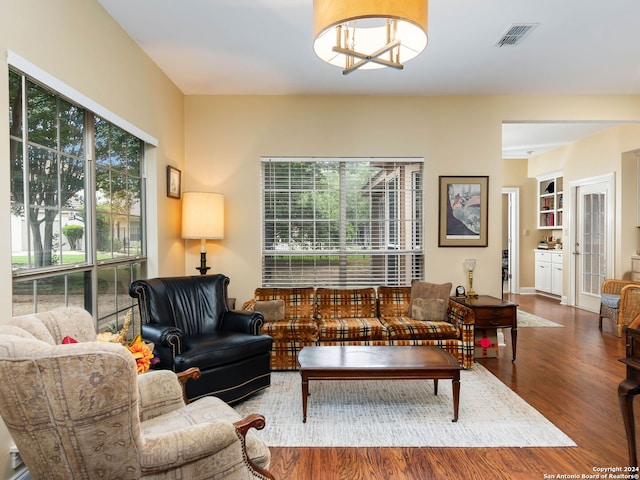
[538,173,563,229]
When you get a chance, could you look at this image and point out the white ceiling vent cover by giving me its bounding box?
[495,23,539,47]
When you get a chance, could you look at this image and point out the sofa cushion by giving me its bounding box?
[315,288,377,319]
[254,299,285,322]
[409,280,452,317]
[254,287,315,322]
[411,297,447,321]
[377,286,412,318]
[261,318,318,343]
[140,395,271,472]
[316,317,387,341]
[379,316,460,341]
[601,293,620,309]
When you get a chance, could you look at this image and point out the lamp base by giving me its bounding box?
[196,251,211,275]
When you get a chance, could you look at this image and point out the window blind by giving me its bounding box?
[261,157,424,288]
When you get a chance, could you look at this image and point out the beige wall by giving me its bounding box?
[0,0,186,477]
[185,96,640,304]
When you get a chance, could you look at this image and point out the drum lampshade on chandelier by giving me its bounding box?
[313,0,428,75]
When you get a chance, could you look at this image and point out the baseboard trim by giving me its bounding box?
[518,287,537,295]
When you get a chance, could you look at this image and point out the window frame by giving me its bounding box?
[260,157,424,288]
[8,60,151,333]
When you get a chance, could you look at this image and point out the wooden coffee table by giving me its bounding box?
[297,345,462,423]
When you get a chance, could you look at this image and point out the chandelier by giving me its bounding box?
[313,0,429,75]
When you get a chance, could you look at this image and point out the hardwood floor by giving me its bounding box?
[265,294,632,479]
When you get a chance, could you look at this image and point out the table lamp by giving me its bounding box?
[465,258,478,298]
[182,192,224,275]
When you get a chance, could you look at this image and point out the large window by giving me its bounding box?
[261,157,423,288]
[9,69,146,331]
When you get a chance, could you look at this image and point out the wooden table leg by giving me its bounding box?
[301,373,309,423]
[619,378,640,467]
[433,378,439,395]
[451,374,460,423]
[511,327,518,361]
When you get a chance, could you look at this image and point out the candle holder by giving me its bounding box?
[465,259,478,298]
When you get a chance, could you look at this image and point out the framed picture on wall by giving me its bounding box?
[167,166,181,199]
[438,175,489,247]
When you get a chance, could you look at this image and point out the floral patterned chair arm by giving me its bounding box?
[137,369,188,421]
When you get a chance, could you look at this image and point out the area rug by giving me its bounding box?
[517,309,563,327]
[234,366,576,448]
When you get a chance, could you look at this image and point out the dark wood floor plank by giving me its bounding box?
[266,294,632,479]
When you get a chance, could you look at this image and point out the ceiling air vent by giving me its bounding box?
[495,23,538,47]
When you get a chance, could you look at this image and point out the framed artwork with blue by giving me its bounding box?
[438,175,488,247]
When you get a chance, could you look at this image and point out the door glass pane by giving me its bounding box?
[581,192,606,295]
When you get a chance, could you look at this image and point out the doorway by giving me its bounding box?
[569,174,614,312]
[502,188,520,295]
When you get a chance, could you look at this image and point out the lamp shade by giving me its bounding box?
[182,192,224,240]
[313,0,428,73]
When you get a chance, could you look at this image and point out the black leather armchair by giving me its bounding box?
[129,274,273,404]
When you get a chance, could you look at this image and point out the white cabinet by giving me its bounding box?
[535,250,563,296]
[537,173,563,229]
[551,252,563,296]
[535,250,551,292]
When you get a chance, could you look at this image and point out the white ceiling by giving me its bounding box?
[501,122,630,158]
[97,0,640,157]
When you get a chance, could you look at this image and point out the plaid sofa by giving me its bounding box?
[243,286,475,370]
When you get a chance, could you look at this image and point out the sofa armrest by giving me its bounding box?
[221,310,265,335]
[139,421,241,473]
[142,323,184,345]
[241,299,256,310]
[447,300,474,328]
[140,414,274,479]
[137,370,186,421]
[142,324,184,368]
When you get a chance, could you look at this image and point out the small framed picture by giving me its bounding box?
[167,166,181,199]
[438,175,489,247]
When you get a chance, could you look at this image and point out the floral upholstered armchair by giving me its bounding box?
[0,307,274,480]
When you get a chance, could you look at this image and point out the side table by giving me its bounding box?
[450,295,518,361]
[619,326,640,467]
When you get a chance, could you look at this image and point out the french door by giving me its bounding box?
[573,176,613,311]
